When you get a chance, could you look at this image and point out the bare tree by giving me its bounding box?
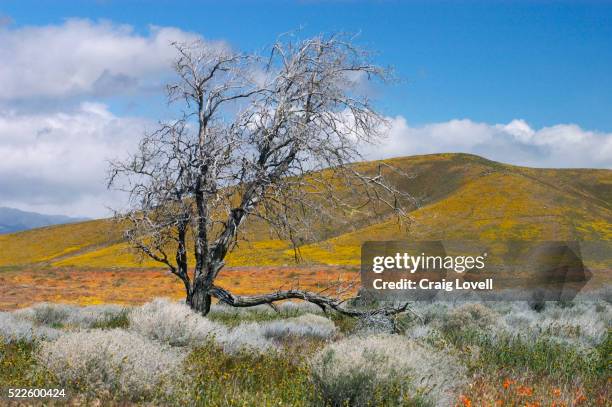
[109,33,412,317]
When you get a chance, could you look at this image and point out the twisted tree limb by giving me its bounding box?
[209,284,419,319]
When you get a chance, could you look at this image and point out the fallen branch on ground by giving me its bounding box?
[209,285,420,320]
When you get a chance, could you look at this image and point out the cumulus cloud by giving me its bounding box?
[0,19,222,217]
[368,117,612,169]
[2,107,610,218]
[0,19,203,102]
[1,19,609,219]
[0,103,149,217]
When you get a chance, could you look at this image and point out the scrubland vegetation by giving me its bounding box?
[2,154,610,273]
[0,298,609,406]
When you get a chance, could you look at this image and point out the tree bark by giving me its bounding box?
[209,285,416,319]
[189,279,212,315]
[185,276,415,319]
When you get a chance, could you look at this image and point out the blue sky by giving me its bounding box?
[0,1,611,217]
[2,0,612,130]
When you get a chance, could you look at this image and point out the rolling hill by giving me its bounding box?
[1,153,610,270]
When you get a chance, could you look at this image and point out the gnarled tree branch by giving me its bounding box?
[209,285,416,319]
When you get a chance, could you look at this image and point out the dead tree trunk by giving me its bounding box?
[189,282,212,315]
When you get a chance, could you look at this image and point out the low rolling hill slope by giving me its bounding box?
[299,168,612,265]
[1,153,610,270]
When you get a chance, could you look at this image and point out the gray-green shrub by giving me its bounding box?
[309,334,465,406]
[37,329,184,401]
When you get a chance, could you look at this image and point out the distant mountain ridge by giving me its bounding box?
[0,207,88,234]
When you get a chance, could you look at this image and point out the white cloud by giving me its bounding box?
[0,19,203,101]
[0,103,150,217]
[2,108,610,219]
[3,108,610,218]
[368,117,612,169]
[0,19,227,218]
[0,19,609,220]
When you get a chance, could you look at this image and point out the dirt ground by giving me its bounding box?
[0,265,359,310]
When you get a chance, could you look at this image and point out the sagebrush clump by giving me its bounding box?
[130,299,336,353]
[37,329,185,401]
[310,334,466,406]
[440,303,499,333]
[129,298,226,346]
[15,303,129,329]
[0,312,61,343]
[255,313,337,340]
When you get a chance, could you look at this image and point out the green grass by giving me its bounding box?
[166,341,433,407]
[329,312,358,334]
[207,308,309,327]
[90,310,130,330]
[165,341,316,406]
[0,340,58,390]
[441,326,610,381]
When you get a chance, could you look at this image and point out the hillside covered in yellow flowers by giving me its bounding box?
[1,153,610,270]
